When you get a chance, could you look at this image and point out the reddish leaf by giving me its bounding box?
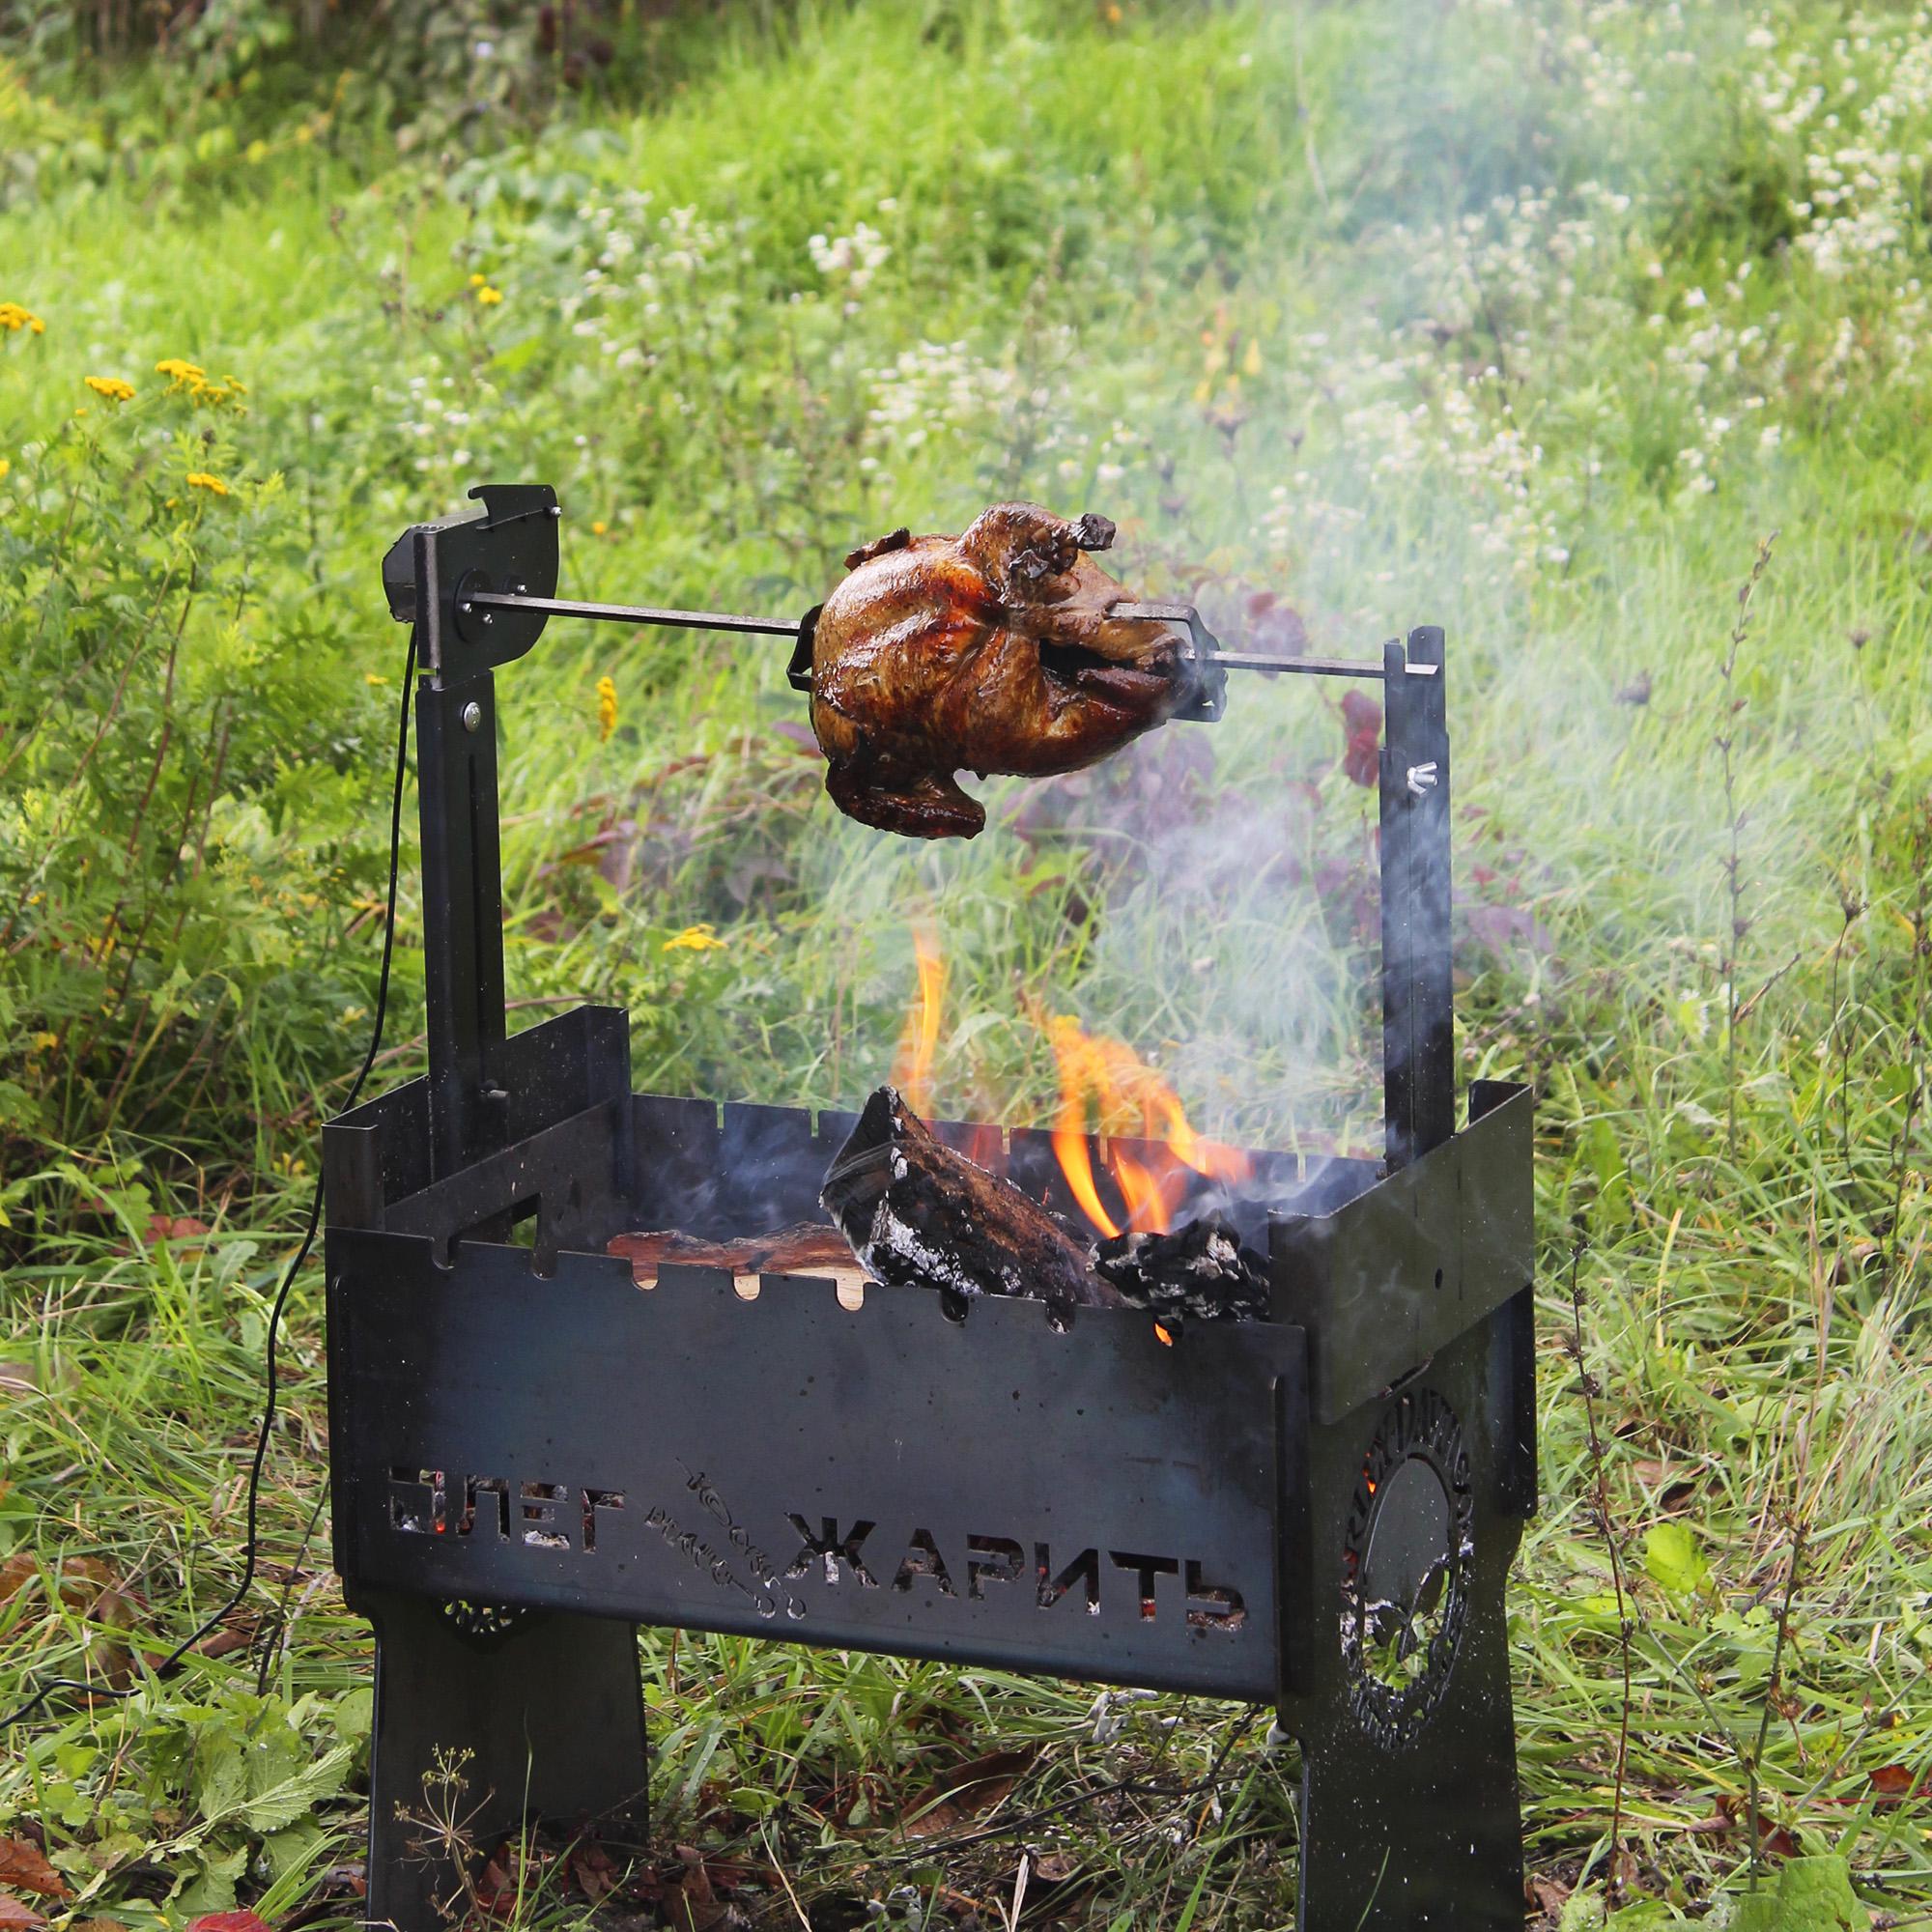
[194,1625,255,1660]
[1339,691,1381,788]
[568,1844,619,1905]
[144,1214,211,1246]
[0,1843,66,1901]
[1870,1764,1927,1805]
[470,1853,517,1918]
[185,1914,273,1932]
[0,1893,47,1930]
[667,1847,728,1932]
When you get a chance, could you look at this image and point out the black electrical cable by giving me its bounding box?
[1,627,420,1730]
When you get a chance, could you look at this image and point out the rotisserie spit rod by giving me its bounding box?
[453,586,1420,680]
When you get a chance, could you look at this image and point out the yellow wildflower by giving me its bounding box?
[0,460,9,480]
[84,375,135,402]
[596,674,618,742]
[155,358,242,408]
[0,301,43,334]
[185,471,229,497]
[365,672,390,687]
[476,285,504,306]
[590,520,609,536]
[663,923,727,953]
[469,272,488,288]
[29,1032,58,1054]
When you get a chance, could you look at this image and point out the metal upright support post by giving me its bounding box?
[379,482,561,1180]
[343,489,649,1932]
[416,667,510,1179]
[1379,626,1453,1169]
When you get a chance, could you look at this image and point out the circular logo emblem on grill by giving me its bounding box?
[1340,1386,1473,1750]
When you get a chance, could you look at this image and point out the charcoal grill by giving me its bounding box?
[327,484,1536,1929]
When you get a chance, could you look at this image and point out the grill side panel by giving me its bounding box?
[328,1232,1290,1701]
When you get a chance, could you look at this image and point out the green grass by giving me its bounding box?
[3,0,1930,1925]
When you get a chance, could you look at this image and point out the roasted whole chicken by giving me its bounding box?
[808,502,1210,838]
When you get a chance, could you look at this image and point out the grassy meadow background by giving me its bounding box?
[2,0,1930,1924]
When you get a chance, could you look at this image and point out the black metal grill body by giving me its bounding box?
[327,488,1537,1929]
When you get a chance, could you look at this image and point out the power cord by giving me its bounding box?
[1,626,420,1728]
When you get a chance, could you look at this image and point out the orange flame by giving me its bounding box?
[1039,1010,1252,1237]
[892,924,947,1117]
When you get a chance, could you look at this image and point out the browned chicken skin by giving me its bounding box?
[809,502,1201,838]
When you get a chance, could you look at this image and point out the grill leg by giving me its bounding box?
[1292,1605,1522,1928]
[355,1591,649,1932]
[1286,1316,1528,1930]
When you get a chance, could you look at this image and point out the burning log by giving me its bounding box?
[820,1087,1122,1318]
[609,1092,1269,1336]
[1093,1212,1271,1337]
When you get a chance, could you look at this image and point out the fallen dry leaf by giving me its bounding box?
[471,1854,517,1919]
[0,1553,37,1607]
[0,1843,66,1901]
[71,1918,131,1932]
[1630,1457,1703,1513]
[899,1746,1037,1839]
[1525,1871,1573,1923]
[145,1214,212,1247]
[0,1897,47,1931]
[1869,1765,1928,1806]
[185,1914,273,1932]
[1032,1851,1080,1883]
[667,1845,728,1932]
[568,1843,619,1906]
[0,1552,142,1694]
[54,1557,138,1693]
[194,1625,256,1661]
[313,1865,365,1901]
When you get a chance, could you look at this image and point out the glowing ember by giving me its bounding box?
[1039,1009,1252,1236]
[891,923,948,1117]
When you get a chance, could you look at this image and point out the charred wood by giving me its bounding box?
[820,1086,1122,1316]
[609,1221,865,1293]
[1092,1211,1270,1335]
